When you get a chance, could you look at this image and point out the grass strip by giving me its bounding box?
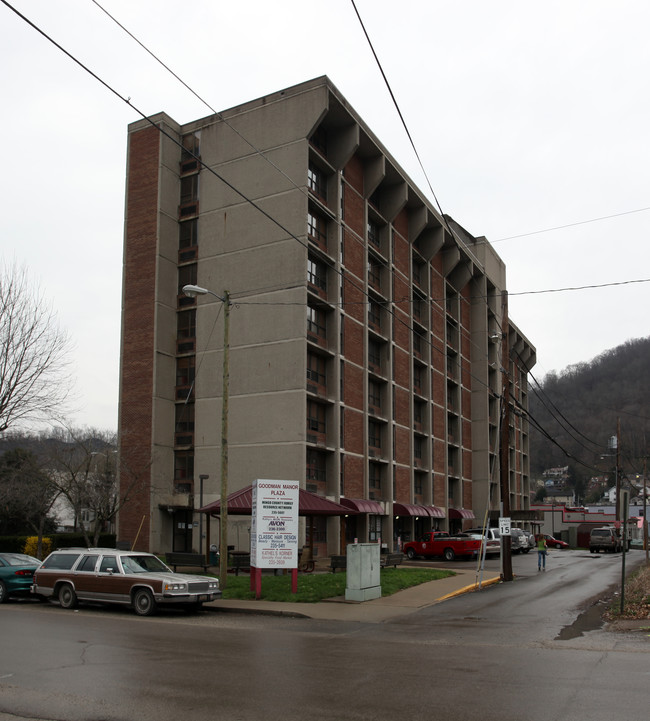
[219,567,455,603]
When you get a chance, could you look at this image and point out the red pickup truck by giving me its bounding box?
[403,531,481,562]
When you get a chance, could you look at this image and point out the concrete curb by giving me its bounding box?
[435,575,501,602]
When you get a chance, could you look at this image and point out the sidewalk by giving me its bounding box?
[203,567,502,623]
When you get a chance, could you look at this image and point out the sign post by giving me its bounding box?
[250,479,299,598]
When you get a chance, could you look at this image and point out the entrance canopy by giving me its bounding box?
[198,485,357,517]
[393,502,440,518]
[448,507,476,520]
[339,498,384,514]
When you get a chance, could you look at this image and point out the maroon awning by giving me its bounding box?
[198,485,357,517]
[393,502,431,517]
[426,506,446,519]
[448,507,476,520]
[339,498,384,514]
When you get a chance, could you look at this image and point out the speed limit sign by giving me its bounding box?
[499,517,511,536]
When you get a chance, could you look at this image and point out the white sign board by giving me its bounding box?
[499,517,511,536]
[250,479,299,569]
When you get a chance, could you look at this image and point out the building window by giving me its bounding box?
[414,400,425,428]
[180,174,199,206]
[368,258,382,290]
[369,462,382,498]
[413,365,423,395]
[414,473,423,496]
[176,356,195,388]
[179,219,198,249]
[368,380,381,410]
[368,420,381,450]
[309,126,327,155]
[368,300,382,330]
[177,309,196,340]
[306,449,327,483]
[413,330,423,356]
[180,132,200,174]
[367,220,380,249]
[175,403,194,434]
[307,257,327,292]
[307,401,326,434]
[413,294,423,322]
[307,210,327,248]
[174,451,194,481]
[369,514,382,542]
[308,165,327,200]
[307,352,327,386]
[368,339,381,369]
[307,305,327,340]
[181,132,200,158]
[178,264,197,295]
[414,436,423,460]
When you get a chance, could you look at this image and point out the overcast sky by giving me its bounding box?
[1,0,648,431]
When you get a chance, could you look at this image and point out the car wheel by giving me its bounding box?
[406,548,417,560]
[523,548,530,554]
[58,584,78,609]
[0,580,7,604]
[133,588,157,616]
[444,548,456,562]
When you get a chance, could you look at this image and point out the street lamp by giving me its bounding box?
[182,284,231,590]
[198,474,209,556]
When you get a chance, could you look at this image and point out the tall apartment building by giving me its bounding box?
[117,76,536,556]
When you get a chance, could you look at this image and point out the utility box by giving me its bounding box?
[345,543,381,601]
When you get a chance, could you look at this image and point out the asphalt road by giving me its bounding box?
[1,549,648,721]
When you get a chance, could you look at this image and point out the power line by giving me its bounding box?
[492,206,650,243]
[509,277,650,297]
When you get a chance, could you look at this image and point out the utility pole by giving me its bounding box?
[639,450,648,564]
[182,284,231,591]
[615,417,621,523]
[219,290,231,591]
[499,291,513,582]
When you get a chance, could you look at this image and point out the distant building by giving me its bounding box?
[117,76,536,555]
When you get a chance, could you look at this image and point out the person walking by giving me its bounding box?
[536,534,547,571]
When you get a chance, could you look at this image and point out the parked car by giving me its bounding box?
[543,534,569,549]
[589,527,622,554]
[465,527,501,556]
[32,548,221,616]
[402,531,482,561]
[461,533,501,557]
[510,528,529,554]
[522,531,536,550]
[0,553,41,603]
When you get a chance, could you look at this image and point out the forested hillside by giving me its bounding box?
[528,336,650,487]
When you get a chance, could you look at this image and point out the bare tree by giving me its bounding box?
[0,445,59,558]
[0,260,73,432]
[48,427,150,548]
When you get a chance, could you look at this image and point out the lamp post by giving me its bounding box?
[198,474,209,557]
[182,284,231,590]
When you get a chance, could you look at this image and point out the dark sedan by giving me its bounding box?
[544,535,569,549]
[0,553,41,603]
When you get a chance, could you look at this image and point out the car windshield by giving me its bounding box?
[121,555,170,573]
[0,554,40,566]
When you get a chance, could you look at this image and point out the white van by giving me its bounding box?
[465,527,501,556]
